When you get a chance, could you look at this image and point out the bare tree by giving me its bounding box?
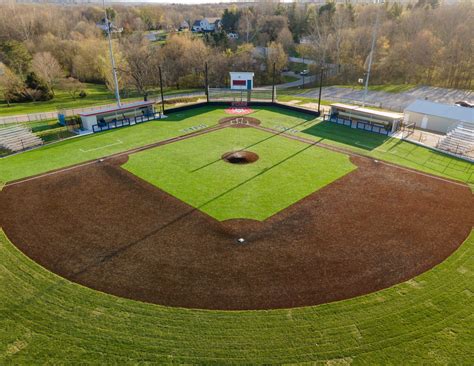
[60,77,84,100]
[121,36,160,98]
[32,52,63,96]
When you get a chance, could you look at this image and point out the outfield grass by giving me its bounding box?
[1,228,472,364]
[124,128,355,221]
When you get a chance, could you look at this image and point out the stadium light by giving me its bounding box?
[102,0,122,108]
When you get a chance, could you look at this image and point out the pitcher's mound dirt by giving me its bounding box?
[222,151,259,164]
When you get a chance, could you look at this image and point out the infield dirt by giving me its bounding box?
[1,151,472,310]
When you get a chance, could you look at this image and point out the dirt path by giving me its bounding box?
[1,151,472,310]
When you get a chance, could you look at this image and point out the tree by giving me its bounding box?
[0,63,23,106]
[97,42,128,94]
[257,15,288,45]
[266,42,287,82]
[121,36,160,98]
[161,34,208,89]
[60,77,85,100]
[277,27,294,53]
[0,41,32,78]
[221,7,241,32]
[32,52,63,96]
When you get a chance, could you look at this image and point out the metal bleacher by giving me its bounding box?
[437,121,474,156]
[0,125,43,153]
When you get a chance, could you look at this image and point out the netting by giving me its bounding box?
[208,88,274,103]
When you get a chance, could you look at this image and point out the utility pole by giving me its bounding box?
[363,7,380,107]
[103,0,121,108]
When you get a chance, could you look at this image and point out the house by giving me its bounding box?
[192,18,221,32]
[179,21,189,31]
[403,100,474,134]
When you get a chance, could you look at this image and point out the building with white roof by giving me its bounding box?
[329,103,403,135]
[403,99,473,134]
[79,101,155,132]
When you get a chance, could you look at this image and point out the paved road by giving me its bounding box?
[261,71,316,90]
[299,86,474,112]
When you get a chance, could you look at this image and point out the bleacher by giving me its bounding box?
[437,121,474,156]
[0,125,43,153]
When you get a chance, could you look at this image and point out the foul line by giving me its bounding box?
[79,139,123,152]
[4,124,225,188]
[254,125,471,189]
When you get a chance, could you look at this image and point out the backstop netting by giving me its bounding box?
[208,88,274,103]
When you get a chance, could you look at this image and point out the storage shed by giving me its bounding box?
[403,100,474,134]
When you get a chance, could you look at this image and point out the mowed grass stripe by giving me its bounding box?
[1,229,473,364]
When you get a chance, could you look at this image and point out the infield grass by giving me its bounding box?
[1,229,472,364]
[123,127,355,221]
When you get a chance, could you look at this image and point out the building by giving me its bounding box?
[192,18,221,32]
[179,21,189,31]
[329,103,403,135]
[229,72,254,90]
[79,101,155,132]
[403,100,474,134]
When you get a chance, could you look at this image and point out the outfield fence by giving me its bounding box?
[208,88,274,103]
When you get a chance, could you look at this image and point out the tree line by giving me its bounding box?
[0,1,472,106]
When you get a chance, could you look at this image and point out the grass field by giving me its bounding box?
[124,128,355,221]
[1,105,473,363]
[334,84,417,93]
[1,228,472,364]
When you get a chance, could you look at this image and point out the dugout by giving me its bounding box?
[328,103,403,135]
[79,101,157,132]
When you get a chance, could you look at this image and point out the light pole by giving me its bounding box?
[317,67,324,115]
[103,0,121,108]
[362,6,380,107]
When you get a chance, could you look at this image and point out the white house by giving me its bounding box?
[403,100,474,134]
[192,18,221,32]
[229,72,254,90]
